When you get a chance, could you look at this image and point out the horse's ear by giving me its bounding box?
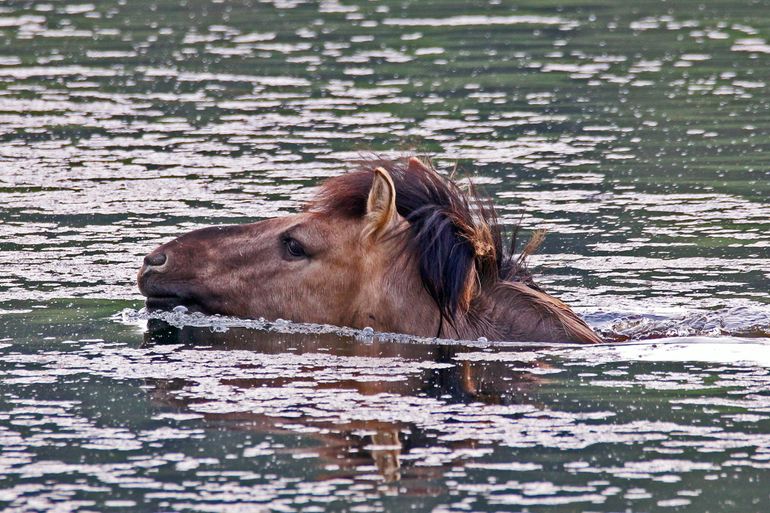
[364,167,398,242]
[407,156,431,174]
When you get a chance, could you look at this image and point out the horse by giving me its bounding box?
[137,156,602,343]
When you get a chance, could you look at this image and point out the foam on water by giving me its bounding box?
[118,304,770,351]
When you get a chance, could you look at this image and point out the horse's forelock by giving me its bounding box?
[309,157,505,325]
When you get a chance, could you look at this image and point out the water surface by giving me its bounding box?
[1,0,770,511]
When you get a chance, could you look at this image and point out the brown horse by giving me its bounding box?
[137,157,601,343]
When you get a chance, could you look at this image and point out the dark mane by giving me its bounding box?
[308,157,540,326]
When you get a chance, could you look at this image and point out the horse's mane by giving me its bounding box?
[308,157,542,325]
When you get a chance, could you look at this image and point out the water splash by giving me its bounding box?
[118,304,770,346]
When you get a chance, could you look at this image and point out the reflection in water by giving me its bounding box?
[2,305,770,511]
[142,319,550,483]
[1,301,770,511]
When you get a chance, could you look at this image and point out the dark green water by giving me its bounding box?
[1,0,770,511]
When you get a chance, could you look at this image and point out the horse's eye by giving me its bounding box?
[283,236,307,259]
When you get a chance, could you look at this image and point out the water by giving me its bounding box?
[1,0,770,511]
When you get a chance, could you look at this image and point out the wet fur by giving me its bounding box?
[310,157,601,343]
[139,156,601,343]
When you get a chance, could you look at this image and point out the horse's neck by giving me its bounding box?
[462,281,601,344]
[357,261,442,338]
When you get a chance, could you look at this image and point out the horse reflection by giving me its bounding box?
[142,320,551,483]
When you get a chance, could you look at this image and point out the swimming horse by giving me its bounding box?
[138,157,601,343]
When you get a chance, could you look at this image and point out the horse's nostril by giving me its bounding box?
[144,252,167,267]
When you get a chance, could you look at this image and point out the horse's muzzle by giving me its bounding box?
[137,249,168,296]
[138,249,204,313]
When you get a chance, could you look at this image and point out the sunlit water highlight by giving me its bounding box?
[2,304,770,512]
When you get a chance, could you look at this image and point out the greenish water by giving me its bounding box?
[1,0,770,511]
